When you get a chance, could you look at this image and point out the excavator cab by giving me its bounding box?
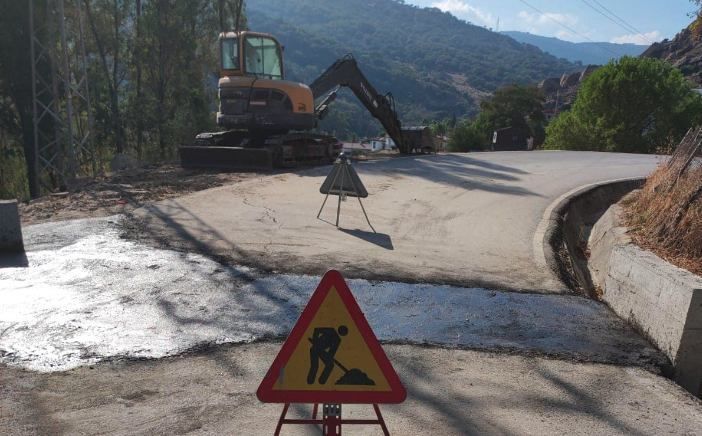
[220,32,283,80]
[216,31,316,132]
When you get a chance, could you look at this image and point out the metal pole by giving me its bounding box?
[345,163,376,233]
[373,404,390,436]
[28,0,41,196]
[322,404,342,436]
[356,197,376,233]
[56,0,77,184]
[318,165,341,219]
[75,0,95,175]
[336,167,345,227]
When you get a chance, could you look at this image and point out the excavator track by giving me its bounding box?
[179,131,341,170]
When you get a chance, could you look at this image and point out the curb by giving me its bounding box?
[533,177,646,292]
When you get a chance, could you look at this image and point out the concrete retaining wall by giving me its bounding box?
[589,205,702,398]
[0,200,24,252]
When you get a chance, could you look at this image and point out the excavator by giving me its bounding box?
[179,30,431,169]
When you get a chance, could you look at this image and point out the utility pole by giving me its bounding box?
[28,0,94,193]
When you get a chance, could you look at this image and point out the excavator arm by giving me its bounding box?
[309,55,408,153]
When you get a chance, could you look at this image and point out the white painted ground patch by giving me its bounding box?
[0,217,663,372]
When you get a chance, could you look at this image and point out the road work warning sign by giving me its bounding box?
[257,270,406,404]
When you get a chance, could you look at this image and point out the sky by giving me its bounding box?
[405,0,696,44]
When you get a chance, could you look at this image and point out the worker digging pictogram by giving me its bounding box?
[307,325,375,386]
[257,270,405,435]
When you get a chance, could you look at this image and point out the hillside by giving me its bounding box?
[504,31,647,66]
[247,0,577,139]
[642,25,702,85]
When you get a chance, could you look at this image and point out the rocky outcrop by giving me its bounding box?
[642,26,702,86]
[538,65,599,115]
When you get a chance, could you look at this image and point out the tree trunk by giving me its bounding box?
[135,0,143,159]
[18,109,40,198]
[84,0,125,154]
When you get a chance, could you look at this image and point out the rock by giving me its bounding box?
[642,25,702,86]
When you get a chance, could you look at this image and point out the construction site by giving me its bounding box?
[2,1,702,435]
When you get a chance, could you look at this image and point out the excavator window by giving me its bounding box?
[244,36,283,80]
[221,37,239,70]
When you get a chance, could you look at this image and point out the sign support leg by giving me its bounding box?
[273,403,290,436]
[322,403,342,436]
[373,404,390,436]
[347,170,376,233]
[336,168,346,227]
[317,166,342,219]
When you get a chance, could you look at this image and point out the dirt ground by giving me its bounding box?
[18,164,259,226]
[2,343,701,436]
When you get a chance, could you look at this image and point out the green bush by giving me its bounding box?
[545,57,702,153]
[448,121,488,151]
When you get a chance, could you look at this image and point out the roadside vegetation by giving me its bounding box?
[448,85,545,152]
[624,128,702,275]
[0,1,244,200]
[544,57,702,153]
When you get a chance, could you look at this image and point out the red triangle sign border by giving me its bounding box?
[257,270,407,404]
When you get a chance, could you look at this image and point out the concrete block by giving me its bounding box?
[589,204,702,398]
[0,200,24,252]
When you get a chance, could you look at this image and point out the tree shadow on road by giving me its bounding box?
[390,349,649,435]
[295,154,542,197]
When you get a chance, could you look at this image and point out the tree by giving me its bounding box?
[84,0,129,154]
[448,120,486,151]
[477,84,545,141]
[0,1,46,198]
[545,56,702,153]
[480,85,546,135]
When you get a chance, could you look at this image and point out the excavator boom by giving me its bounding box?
[310,55,408,153]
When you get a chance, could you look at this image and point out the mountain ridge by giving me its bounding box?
[503,31,648,66]
[246,0,578,138]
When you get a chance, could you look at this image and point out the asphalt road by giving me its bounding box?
[3,343,701,435]
[132,151,662,292]
[4,151,698,435]
[0,217,663,371]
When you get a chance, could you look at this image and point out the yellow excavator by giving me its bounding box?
[179,30,432,169]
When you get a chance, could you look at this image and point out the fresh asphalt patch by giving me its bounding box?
[0,216,665,372]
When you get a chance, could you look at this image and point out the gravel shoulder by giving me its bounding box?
[2,343,700,436]
[17,164,257,225]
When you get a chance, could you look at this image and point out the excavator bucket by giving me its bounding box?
[179,145,273,170]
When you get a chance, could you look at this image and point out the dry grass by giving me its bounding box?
[624,164,702,276]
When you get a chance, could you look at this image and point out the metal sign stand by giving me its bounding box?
[274,403,390,436]
[317,154,375,232]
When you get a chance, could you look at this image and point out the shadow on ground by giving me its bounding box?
[339,228,394,250]
[297,154,541,197]
[0,252,28,268]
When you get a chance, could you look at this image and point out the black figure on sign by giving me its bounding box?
[307,325,348,384]
[307,325,376,386]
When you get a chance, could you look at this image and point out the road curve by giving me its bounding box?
[132,151,661,293]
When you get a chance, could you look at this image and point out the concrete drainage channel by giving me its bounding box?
[545,177,702,398]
